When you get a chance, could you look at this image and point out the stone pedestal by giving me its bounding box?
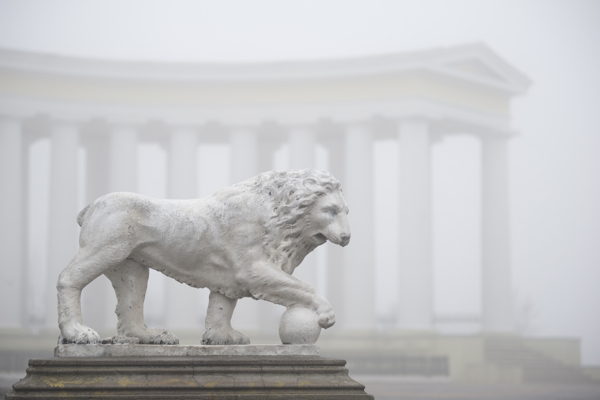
[7,345,373,399]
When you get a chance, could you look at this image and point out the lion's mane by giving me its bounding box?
[225,169,341,272]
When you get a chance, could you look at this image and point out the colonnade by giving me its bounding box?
[0,113,514,335]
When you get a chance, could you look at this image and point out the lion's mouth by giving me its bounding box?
[313,233,328,244]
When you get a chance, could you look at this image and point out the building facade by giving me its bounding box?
[0,43,530,337]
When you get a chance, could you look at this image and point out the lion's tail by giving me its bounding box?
[76,203,93,227]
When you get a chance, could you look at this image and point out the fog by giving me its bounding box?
[0,0,599,369]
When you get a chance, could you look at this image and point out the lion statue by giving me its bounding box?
[57,169,350,345]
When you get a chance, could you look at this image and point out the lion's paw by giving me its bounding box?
[59,322,101,344]
[126,326,179,345]
[201,326,250,345]
[316,305,336,329]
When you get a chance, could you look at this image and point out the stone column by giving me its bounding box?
[342,123,375,330]
[288,126,318,288]
[229,127,260,333]
[397,119,433,331]
[0,116,25,328]
[289,126,316,169]
[165,127,201,330]
[83,128,109,203]
[230,127,258,183]
[86,123,138,330]
[109,124,138,193]
[481,136,513,332]
[256,133,285,334]
[322,134,346,325]
[257,136,280,175]
[47,120,80,328]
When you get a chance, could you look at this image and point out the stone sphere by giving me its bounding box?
[279,307,321,345]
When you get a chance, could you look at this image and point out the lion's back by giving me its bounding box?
[77,193,170,245]
[83,192,158,222]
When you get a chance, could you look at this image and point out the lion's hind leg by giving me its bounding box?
[201,291,250,345]
[105,259,179,345]
[57,246,127,344]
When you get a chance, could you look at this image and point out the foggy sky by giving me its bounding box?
[0,0,599,364]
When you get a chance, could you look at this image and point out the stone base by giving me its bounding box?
[6,346,373,399]
[54,343,319,357]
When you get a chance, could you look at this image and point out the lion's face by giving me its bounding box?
[308,191,351,247]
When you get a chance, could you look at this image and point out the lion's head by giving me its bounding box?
[230,169,350,275]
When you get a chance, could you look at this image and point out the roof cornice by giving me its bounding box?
[0,43,531,94]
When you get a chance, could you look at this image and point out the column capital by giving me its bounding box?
[398,117,430,131]
[165,122,202,133]
[396,115,432,124]
[342,118,378,131]
[286,120,309,127]
[108,120,139,131]
[480,132,512,143]
[50,118,81,130]
[227,123,258,133]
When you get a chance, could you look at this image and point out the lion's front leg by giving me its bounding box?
[202,291,250,345]
[241,263,335,329]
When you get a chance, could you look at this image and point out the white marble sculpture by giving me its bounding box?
[56,169,350,346]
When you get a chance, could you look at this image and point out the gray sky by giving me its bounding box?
[1,0,599,364]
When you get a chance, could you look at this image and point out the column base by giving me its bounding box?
[7,346,373,399]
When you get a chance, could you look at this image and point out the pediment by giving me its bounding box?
[429,44,531,94]
[444,59,508,84]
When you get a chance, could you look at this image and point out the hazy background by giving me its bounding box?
[0,0,598,365]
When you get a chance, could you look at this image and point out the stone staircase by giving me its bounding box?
[484,337,595,384]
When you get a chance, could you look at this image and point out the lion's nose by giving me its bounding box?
[340,234,351,247]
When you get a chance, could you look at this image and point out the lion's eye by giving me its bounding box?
[323,207,337,217]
